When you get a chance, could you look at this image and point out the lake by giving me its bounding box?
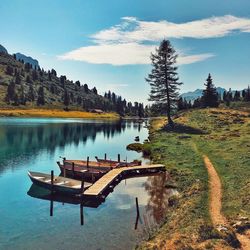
[0,118,172,250]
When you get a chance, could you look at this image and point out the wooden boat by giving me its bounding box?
[95,157,142,167]
[57,162,106,182]
[63,159,117,171]
[28,171,92,194]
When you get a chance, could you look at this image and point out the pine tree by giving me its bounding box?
[92,87,98,95]
[223,91,227,102]
[13,93,19,106]
[201,74,219,108]
[15,72,21,84]
[63,90,70,107]
[19,85,26,105]
[244,86,250,102]
[146,39,182,125]
[26,75,32,83]
[177,97,185,111]
[83,84,89,94]
[193,98,201,108]
[5,81,16,103]
[242,89,246,99]
[233,91,240,101]
[37,86,45,106]
[32,70,38,81]
[24,63,31,72]
[138,103,144,118]
[28,85,35,102]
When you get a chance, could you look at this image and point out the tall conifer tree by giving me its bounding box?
[146,40,182,125]
[201,74,219,107]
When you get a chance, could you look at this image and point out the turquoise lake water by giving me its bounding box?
[0,118,171,250]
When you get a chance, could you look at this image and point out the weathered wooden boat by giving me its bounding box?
[63,159,117,171]
[28,171,92,194]
[57,162,106,182]
[95,157,142,167]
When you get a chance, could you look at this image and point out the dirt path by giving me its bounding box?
[203,155,250,250]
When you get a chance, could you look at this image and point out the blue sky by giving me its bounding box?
[1,0,250,103]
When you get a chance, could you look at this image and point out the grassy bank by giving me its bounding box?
[138,106,250,249]
[0,108,119,119]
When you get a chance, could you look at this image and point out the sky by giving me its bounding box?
[1,0,250,103]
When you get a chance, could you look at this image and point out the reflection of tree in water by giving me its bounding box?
[144,173,172,224]
[0,120,126,173]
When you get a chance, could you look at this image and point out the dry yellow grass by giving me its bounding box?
[0,108,119,119]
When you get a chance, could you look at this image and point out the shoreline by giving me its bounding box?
[0,108,120,119]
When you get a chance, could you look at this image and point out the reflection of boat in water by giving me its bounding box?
[27,184,103,208]
[28,171,92,194]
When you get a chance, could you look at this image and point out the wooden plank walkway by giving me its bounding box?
[84,164,165,197]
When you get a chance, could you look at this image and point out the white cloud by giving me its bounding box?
[58,42,214,66]
[92,15,250,43]
[59,15,250,65]
[59,43,154,65]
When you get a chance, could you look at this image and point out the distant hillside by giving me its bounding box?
[0,44,8,54]
[15,53,39,68]
[0,51,144,116]
[181,87,227,101]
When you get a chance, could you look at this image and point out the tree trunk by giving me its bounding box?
[164,54,174,127]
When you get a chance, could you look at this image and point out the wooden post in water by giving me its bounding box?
[72,162,75,177]
[87,156,89,169]
[50,199,53,217]
[51,170,54,194]
[118,154,120,163]
[80,203,84,226]
[135,197,140,217]
[81,177,84,193]
[104,153,107,160]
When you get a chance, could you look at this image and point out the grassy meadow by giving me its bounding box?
[137,105,250,249]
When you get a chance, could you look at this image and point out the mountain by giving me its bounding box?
[0,44,8,54]
[14,53,39,68]
[0,51,144,116]
[181,87,226,101]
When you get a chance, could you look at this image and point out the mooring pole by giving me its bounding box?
[80,203,84,226]
[87,156,89,169]
[81,177,84,193]
[51,170,54,194]
[104,153,107,160]
[50,199,53,217]
[63,165,66,178]
[118,154,120,163]
[135,197,140,217]
[72,162,75,178]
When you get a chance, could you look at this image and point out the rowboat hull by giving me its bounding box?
[63,160,115,171]
[96,158,142,167]
[28,171,91,195]
[58,164,105,182]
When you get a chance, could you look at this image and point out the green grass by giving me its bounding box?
[186,109,250,220]
[139,106,250,249]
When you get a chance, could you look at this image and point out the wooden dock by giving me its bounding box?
[83,164,165,197]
